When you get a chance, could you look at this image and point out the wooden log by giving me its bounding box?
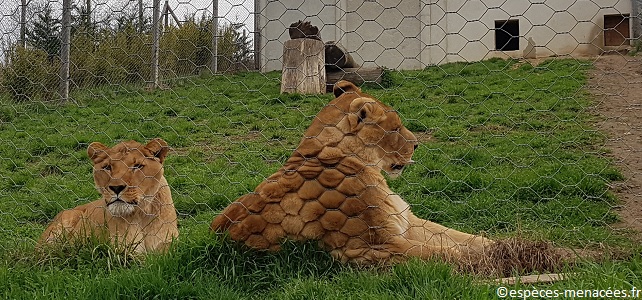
[326,67,384,91]
[325,41,358,70]
[494,273,576,285]
[281,39,326,94]
[288,20,321,40]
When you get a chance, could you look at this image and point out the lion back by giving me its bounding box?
[211,150,379,251]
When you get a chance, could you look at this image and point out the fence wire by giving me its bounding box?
[0,0,641,276]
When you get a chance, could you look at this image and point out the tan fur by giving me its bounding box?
[211,81,492,265]
[38,139,178,253]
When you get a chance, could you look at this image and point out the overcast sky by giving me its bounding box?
[168,0,254,26]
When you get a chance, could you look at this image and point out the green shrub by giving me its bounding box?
[161,18,254,76]
[68,26,152,88]
[1,47,59,102]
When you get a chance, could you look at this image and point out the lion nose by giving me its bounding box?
[109,185,126,195]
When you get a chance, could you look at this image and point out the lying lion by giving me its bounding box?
[211,81,492,265]
[38,138,178,253]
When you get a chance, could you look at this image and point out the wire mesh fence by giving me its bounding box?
[1,0,642,296]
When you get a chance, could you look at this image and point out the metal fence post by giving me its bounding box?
[211,0,218,74]
[59,0,71,103]
[19,0,26,48]
[254,0,260,71]
[632,0,642,41]
[151,0,161,89]
[138,0,144,32]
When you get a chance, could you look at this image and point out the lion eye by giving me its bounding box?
[102,165,112,171]
[132,164,144,170]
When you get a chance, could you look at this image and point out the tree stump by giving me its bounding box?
[281,39,326,94]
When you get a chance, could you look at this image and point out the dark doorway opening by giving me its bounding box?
[604,14,630,46]
[495,19,519,51]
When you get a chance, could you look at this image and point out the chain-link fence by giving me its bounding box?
[1,0,642,297]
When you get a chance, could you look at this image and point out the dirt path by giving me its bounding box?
[588,53,642,239]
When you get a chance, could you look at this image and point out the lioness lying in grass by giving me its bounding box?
[38,139,178,254]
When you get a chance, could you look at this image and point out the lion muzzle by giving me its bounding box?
[106,185,138,216]
[106,199,136,216]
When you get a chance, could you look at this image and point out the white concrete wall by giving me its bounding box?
[257,0,632,71]
[343,0,423,70]
[443,0,632,63]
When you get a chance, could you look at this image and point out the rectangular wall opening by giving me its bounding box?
[604,14,630,46]
[495,19,519,51]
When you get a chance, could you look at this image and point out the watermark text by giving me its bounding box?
[496,286,642,299]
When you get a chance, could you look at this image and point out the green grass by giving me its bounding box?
[1,58,640,298]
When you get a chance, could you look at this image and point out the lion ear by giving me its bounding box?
[145,138,169,163]
[87,142,108,163]
[347,98,384,132]
[333,80,361,98]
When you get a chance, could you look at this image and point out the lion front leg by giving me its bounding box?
[37,209,84,245]
[406,214,493,257]
[331,236,461,265]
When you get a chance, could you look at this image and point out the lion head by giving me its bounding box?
[87,138,169,217]
[295,80,418,178]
